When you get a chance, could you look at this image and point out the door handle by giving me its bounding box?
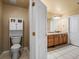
[32,32,36,36]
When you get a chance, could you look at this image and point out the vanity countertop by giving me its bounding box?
[47,32,67,35]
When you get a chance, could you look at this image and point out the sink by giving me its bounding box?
[48,31,61,33]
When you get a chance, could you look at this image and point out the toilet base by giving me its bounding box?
[11,48,21,59]
[11,44,21,59]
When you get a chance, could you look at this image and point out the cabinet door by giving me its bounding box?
[9,19,16,30]
[16,19,23,30]
[54,35,58,45]
[59,34,62,44]
[48,35,54,47]
[63,34,67,44]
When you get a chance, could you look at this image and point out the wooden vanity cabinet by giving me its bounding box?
[48,33,68,47]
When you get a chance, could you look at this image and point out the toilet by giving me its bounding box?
[9,18,23,59]
[11,37,21,59]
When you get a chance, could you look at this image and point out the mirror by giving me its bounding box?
[48,15,68,33]
[50,16,61,33]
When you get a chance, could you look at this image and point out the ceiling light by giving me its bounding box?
[53,16,61,20]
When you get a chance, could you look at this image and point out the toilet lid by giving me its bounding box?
[11,44,21,49]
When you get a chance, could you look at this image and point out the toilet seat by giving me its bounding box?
[11,44,21,49]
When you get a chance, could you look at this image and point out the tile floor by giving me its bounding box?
[0,44,68,59]
[0,48,29,59]
[48,44,68,52]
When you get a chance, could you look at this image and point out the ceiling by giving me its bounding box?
[2,0,79,15]
[3,0,29,8]
[42,0,79,16]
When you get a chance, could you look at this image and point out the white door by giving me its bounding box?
[69,15,79,46]
[29,0,47,59]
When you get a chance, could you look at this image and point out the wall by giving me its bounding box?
[66,10,79,16]
[2,4,29,51]
[0,0,2,53]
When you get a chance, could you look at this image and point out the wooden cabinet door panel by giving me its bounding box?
[59,34,62,44]
[54,35,58,45]
[64,34,68,43]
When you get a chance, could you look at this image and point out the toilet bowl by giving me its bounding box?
[11,44,21,59]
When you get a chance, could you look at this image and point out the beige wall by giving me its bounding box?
[2,4,29,51]
[0,0,2,52]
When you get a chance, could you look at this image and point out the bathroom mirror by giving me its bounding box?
[48,15,68,34]
[49,16,61,33]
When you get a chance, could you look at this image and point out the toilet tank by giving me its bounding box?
[11,37,21,44]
